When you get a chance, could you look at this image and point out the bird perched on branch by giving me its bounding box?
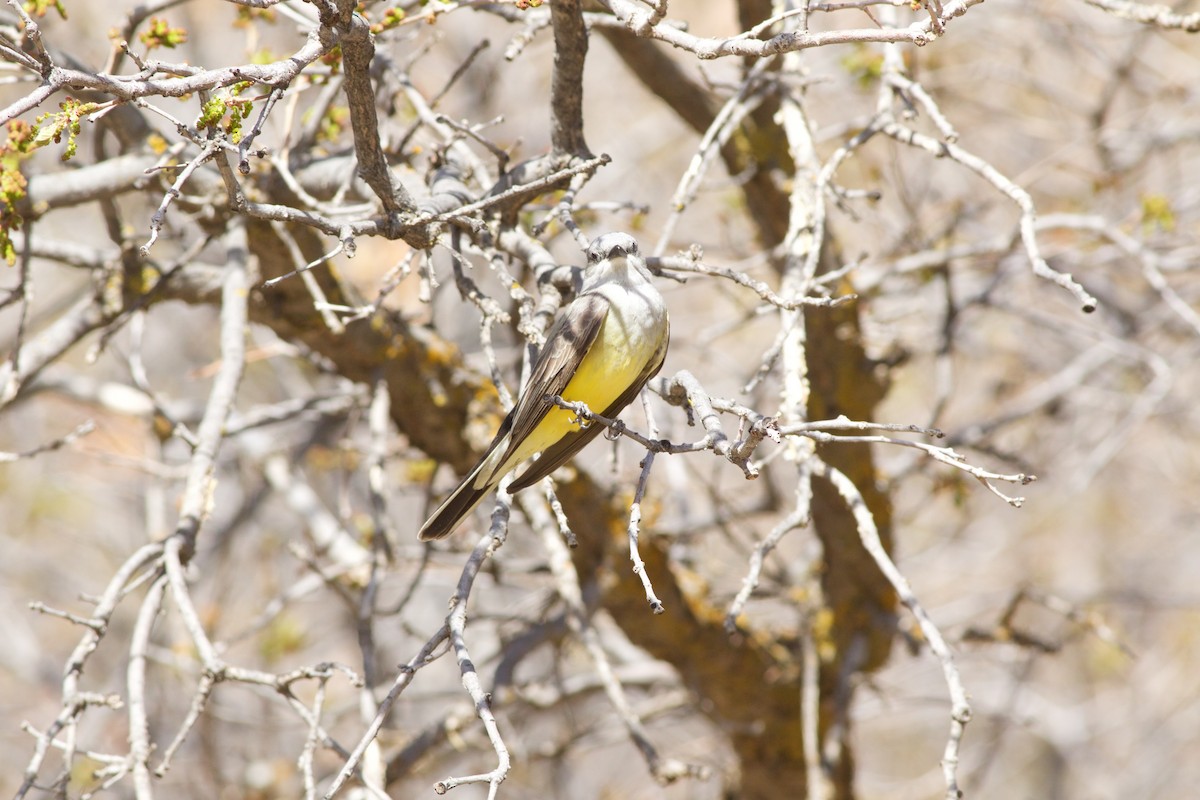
[418,232,670,541]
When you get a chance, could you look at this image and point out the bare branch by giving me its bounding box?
[0,419,94,462]
[1,30,329,125]
[334,0,414,217]
[1083,0,1200,30]
[812,456,971,800]
[595,0,986,58]
[433,496,512,797]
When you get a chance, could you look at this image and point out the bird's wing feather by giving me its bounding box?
[419,296,608,539]
[487,293,609,478]
[417,459,493,540]
[508,326,668,492]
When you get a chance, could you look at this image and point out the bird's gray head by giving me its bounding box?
[586,232,639,265]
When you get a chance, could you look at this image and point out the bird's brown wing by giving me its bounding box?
[487,293,609,480]
[508,327,668,493]
[417,296,608,540]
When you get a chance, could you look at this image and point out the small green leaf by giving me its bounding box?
[139,17,188,50]
[23,0,67,20]
[1140,193,1176,234]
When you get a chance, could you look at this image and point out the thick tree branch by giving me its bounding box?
[333,0,415,219]
[549,0,591,156]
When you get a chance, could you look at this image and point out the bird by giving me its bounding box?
[418,232,670,541]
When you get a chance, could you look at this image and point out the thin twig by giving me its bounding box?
[813,456,971,800]
[523,493,706,783]
[433,490,512,797]
[0,419,95,462]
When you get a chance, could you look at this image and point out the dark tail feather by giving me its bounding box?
[418,464,495,541]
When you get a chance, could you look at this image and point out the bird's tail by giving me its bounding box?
[418,461,495,541]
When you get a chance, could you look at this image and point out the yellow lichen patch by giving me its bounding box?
[405,456,438,484]
[147,132,170,155]
[305,444,362,473]
[422,338,461,368]
[810,607,837,663]
[258,613,307,664]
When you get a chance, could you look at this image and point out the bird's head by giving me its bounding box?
[586,232,640,266]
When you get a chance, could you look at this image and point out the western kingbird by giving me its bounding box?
[418,232,670,541]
